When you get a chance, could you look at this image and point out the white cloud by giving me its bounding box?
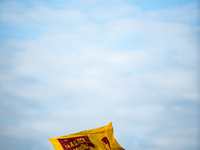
[150,128,200,150]
[88,4,141,21]
[0,1,87,28]
[146,2,200,24]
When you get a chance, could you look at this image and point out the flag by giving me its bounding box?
[48,122,125,150]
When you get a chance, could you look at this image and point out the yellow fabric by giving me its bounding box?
[48,122,124,150]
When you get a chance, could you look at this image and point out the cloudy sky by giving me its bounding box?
[0,0,200,150]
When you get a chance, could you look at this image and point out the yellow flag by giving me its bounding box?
[48,122,124,150]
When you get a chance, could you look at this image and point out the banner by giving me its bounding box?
[48,122,124,150]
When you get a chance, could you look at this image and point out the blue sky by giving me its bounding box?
[0,0,200,150]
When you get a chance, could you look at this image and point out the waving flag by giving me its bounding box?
[48,122,124,150]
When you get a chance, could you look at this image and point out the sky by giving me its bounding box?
[0,0,200,150]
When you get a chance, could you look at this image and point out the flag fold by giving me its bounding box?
[48,122,124,150]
